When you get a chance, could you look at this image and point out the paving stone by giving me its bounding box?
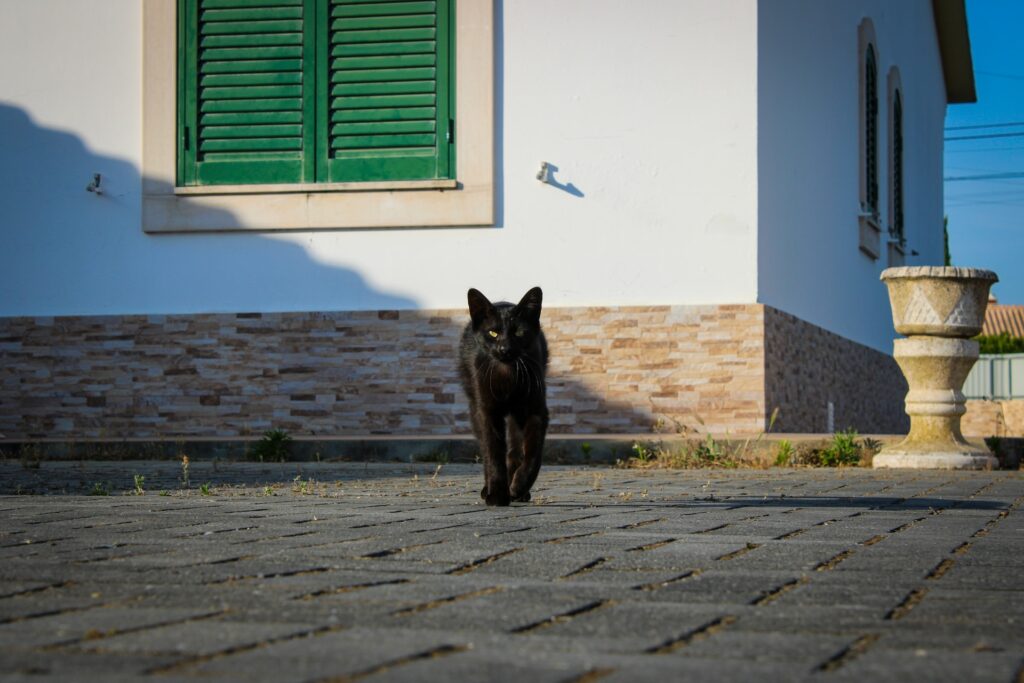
[0,463,1020,682]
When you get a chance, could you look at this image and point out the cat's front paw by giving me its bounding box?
[484,489,511,507]
[510,489,531,503]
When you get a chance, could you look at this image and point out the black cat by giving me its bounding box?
[458,287,549,506]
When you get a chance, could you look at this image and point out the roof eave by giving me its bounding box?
[932,0,977,104]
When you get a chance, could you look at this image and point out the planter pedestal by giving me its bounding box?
[874,267,998,470]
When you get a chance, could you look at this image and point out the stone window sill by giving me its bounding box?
[173,180,460,196]
[859,213,881,259]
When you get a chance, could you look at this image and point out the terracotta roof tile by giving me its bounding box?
[982,304,1024,337]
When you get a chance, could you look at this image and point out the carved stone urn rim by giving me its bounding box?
[880,266,998,283]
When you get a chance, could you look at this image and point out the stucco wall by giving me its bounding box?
[756,0,948,352]
[0,0,759,318]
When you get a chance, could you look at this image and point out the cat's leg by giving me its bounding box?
[480,409,511,506]
[505,417,525,487]
[510,408,548,502]
[467,405,492,501]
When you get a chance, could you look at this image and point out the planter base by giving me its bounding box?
[873,451,996,470]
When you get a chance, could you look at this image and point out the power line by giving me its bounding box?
[947,145,1024,154]
[976,69,1024,81]
[945,121,1024,131]
[945,132,1024,142]
[944,172,1024,182]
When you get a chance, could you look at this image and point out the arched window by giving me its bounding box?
[864,45,879,217]
[891,90,904,246]
[857,19,881,260]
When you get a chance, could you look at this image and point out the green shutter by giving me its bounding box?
[179,0,316,186]
[892,91,904,243]
[178,0,453,186]
[319,0,453,182]
[865,45,878,215]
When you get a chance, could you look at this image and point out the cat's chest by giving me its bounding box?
[474,358,530,400]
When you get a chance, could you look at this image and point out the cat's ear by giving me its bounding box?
[516,287,543,321]
[467,288,494,326]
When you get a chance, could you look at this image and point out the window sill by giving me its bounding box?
[887,239,906,267]
[144,180,490,233]
[173,179,459,196]
[858,213,881,259]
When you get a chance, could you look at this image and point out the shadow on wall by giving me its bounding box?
[0,103,418,314]
[0,103,663,442]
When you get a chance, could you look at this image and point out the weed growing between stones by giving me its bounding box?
[251,429,293,462]
[88,482,110,496]
[618,415,881,469]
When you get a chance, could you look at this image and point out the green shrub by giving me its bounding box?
[975,333,1024,355]
[251,429,293,462]
[774,439,794,467]
[817,429,862,467]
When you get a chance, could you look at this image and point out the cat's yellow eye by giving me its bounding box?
[488,330,498,338]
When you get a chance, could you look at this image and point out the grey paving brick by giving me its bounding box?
[0,463,1020,682]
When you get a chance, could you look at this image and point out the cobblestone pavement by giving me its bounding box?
[0,461,1022,682]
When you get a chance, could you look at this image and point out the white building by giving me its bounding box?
[0,0,975,442]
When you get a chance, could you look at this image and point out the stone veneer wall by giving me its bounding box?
[0,304,766,440]
[963,399,1024,438]
[764,307,909,434]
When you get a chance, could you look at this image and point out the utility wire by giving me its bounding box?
[945,121,1024,131]
[944,172,1024,182]
[945,132,1024,141]
[976,69,1024,81]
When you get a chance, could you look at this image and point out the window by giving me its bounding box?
[891,89,904,246]
[143,0,493,233]
[857,19,880,259]
[177,0,454,187]
[887,65,905,266]
[864,45,878,218]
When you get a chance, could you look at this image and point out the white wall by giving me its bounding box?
[0,0,759,317]
[757,0,948,352]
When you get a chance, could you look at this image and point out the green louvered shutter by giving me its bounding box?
[319,0,453,182]
[178,0,316,186]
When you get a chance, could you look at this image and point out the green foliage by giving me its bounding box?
[413,448,450,464]
[251,429,294,462]
[631,442,655,463]
[199,482,212,496]
[816,429,862,467]
[580,442,592,464]
[975,333,1024,355]
[88,482,110,496]
[133,474,145,496]
[694,435,735,467]
[624,436,741,469]
[774,439,794,467]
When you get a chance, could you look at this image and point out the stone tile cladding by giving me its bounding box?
[0,305,766,440]
[963,399,1024,438]
[764,307,909,434]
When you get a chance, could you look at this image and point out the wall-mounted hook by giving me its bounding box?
[86,173,103,196]
[536,162,551,184]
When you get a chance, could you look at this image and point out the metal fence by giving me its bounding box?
[964,353,1024,399]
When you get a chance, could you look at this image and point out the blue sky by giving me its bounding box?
[944,0,1024,304]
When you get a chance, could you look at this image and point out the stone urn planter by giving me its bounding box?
[874,266,999,469]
